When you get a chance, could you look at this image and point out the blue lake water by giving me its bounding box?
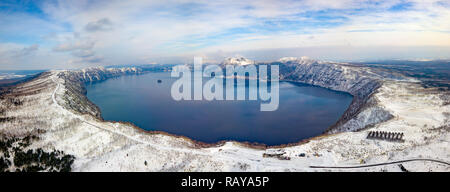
[85,72,353,145]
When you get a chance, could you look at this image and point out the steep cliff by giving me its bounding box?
[57,67,143,118]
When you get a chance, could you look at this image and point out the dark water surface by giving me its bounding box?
[85,72,352,145]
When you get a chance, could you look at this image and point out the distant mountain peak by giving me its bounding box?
[221,56,255,66]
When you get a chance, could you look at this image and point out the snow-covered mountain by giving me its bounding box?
[221,56,255,66]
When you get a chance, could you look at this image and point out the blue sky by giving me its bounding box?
[0,0,449,69]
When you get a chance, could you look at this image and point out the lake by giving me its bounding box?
[85,71,353,146]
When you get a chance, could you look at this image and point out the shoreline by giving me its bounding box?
[81,72,354,148]
[0,64,403,149]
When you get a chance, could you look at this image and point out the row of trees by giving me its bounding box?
[0,136,75,172]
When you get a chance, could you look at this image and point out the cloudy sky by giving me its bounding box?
[0,0,449,70]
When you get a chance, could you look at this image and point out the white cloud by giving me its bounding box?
[1,0,449,69]
[53,40,95,52]
[13,44,39,57]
